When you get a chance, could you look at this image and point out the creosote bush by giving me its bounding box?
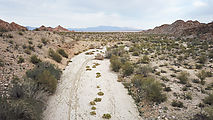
[30,55,41,64]
[49,48,62,63]
[26,62,61,94]
[171,100,184,108]
[122,62,134,76]
[177,71,189,84]
[138,55,150,64]
[110,55,122,72]
[57,48,68,58]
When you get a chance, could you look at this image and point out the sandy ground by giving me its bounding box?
[43,48,141,120]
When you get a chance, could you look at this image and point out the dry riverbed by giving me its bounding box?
[43,48,141,120]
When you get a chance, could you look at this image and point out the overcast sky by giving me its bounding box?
[0,0,212,29]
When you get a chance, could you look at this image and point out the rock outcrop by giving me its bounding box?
[142,20,202,35]
[35,25,71,32]
[0,19,27,31]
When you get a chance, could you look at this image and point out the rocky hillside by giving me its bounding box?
[0,19,27,31]
[35,25,71,32]
[183,21,213,41]
[142,20,202,35]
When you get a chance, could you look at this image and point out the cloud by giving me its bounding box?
[0,0,212,29]
[193,1,207,7]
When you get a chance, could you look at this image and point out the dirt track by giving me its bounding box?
[43,48,141,120]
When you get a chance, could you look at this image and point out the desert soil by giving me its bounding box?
[43,48,141,120]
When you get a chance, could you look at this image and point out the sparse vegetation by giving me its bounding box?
[177,71,189,84]
[97,91,104,96]
[171,100,184,108]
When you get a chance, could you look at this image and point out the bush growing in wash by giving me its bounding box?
[122,62,134,76]
[26,62,61,93]
[49,48,62,63]
[139,77,167,103]
[110,55,122,72]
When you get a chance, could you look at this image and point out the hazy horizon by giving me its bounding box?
[0,0,213,29]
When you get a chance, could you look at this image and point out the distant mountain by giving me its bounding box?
[0,19,27,31]
[68,26,140,32]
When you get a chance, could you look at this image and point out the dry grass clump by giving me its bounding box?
[90,101,96,105]
[97,91,104,96]
[90,111,96,115]
[102,113,111,119]
[96,72,101,78]
[91,106,96,110]
[94,98,102,102]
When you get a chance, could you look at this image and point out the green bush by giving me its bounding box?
[26,62,61,93]
[37,70,57,93]
[30,55,41,64]
[138,55,150,64]
[177,71,189,84]
[17,56,25,64]
[140,77,167,103]
[24,48,31,55]
[102,113,111,119]
[110,55,122,72]
[49,48,62,63]
[204,93,213,105]
[122,62,134,76]
[57,49,68,58]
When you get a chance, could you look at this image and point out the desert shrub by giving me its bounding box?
[30,55,41,64]
[135,65,152,77]
[41,38,48,45]
[97,91,104,96]
[0,78,46,120]
[171,100,184,108]
[28,40,33,44]
[0,59,4,67]
[197,70,207,85]
[57,49,68,58]
[164,86,172,92]
[132,51,139,56]
[49,48,62,63]
[90,111,96,115]
[110,55,122,72]
[102,113,111,119]
[22,44,27,49]
[105,46,126,58]
[161,76,169,82]
[195,64,203,69]
[131,75,143,87]
[138,55,150,64]
[9,40,13,44]
[37,70,57,93]
[17,56,25,64]
[26,62,61,93]
[18,31,23,35]
[184,92,192,100]
[177,71,189,84]
[37,44,42,49]
[24,48,31,55]
[122,62,134,76]
[90,101,96,105]
[204,93,213,105]
[198,55,207,64]
[205,107,213,119]
[140,77,167,103]
[28,45,35,51]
